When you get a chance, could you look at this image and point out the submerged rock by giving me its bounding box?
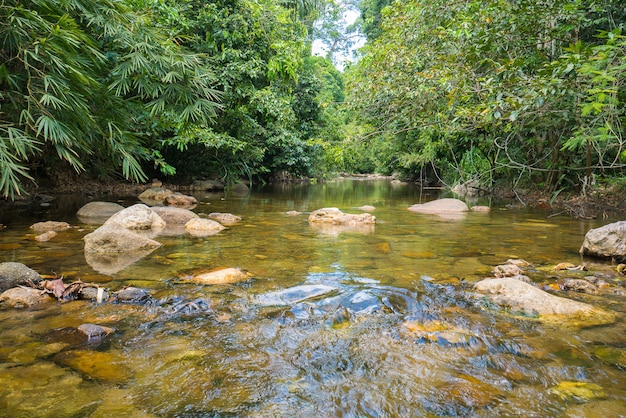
[580,221,626,262]
[0,262,42,291]
[54,349,131,383]
[474,277,615,326]
[34,230,57,242]
[84,226,161,255]
[255,284,339,306]
[549,381,606,402]
[186,267,250,285]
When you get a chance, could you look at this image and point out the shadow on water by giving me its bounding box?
[0,180,625,416]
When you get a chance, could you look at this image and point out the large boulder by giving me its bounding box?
[580,221,626,262]
[0,262,42,291]
[76,202,124,224]
[103,204,165,230]
[308,207,376,226]
[84,226,161,255]
[474,277,615,327]
[83,205,165,274]
[408,198,469,215]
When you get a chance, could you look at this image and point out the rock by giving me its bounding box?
[580,221,626,262]
[255,284,338,306]
[474,277,615,326]
[35,230,57,242]
[114,287,151,304]
[138,187,174,202]
[308,207,376,226]
[208,212,241,225]
[493,263,524,278]
[78,286,110,303]
[184,218,225,236]
[76,202,124,224]
[54,349,131,383]
[192,179,224,191]
[470,206,491,212]
[560,278,597,294]
[549,381,606,402]
[0,262,42,291]
[227,182,250,196]
[356,205,376,212]
[30,221,71,232]
[408,198,469,214]
[150,206,198,225]
[83,207,163,273]
[77,323,115,339]
[186,268,250,285]
[84,225,161,254]
[285,211,302,216]
[163,192,197,208]
[0,286,54,308]
[103,204,165,230]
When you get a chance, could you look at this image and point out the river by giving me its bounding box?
[0,178,625,417]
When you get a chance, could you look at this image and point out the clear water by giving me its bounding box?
[0,179,625,417]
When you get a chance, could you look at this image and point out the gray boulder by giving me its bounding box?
[580,221,626,262]
[0,262,41,291]
[474,277,615,326]
[76,202,124,224]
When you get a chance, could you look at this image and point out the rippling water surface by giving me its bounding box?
[1,179,625,417]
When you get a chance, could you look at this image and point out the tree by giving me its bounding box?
[0,0,220,198]
[347,0,626,191]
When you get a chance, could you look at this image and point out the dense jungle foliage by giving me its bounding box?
[0,0,625,198]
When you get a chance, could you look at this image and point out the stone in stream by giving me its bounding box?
[255,284,339,306]
[474,277,615,326]
[76,201,124,224]
[0,286,55,308]
[0,262,42,291]
[580,221,626,262]
[208,212,242,225]
[308,207,376,226]
[185,267,250,285]
[114,286,151,304]
[77,323,115,340]
[408,198,469,214]
[30,221,71,232]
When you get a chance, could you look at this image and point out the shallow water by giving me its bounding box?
[1,179,625,417]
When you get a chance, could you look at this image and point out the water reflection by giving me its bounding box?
[0,180,625,416]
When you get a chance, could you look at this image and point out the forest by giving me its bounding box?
[1,0,625,199]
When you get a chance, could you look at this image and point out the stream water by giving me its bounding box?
[0,179,625,417]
